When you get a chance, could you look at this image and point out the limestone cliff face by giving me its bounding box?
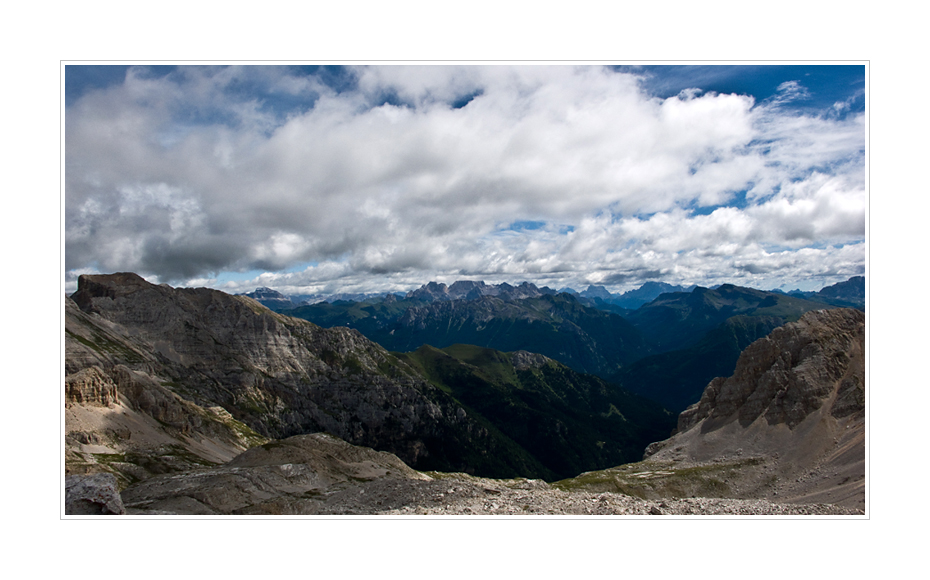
[674,308,865,434]
[66,273,517,476]
[66,367,119,407]
[643,308,865,509]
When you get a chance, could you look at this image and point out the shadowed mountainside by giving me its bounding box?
[396,344,675,480]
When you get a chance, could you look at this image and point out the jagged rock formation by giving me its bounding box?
[634,308,865,509]
[66,292,271,487]
[66,366,119,407]
[405,280,557,302]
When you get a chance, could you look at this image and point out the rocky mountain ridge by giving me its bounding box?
[65,273,673,488]
[637,307,866,509]
[283,281,847,409]
[66,273,546,480]
[406,280,558,302]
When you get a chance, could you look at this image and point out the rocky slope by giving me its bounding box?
[569,308,865,510]
[66,295,270,488]
[106,432,858,516]
[65,273,546,480]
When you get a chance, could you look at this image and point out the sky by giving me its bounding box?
[64,64,866,296]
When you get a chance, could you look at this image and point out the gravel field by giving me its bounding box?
[294,474,862,516]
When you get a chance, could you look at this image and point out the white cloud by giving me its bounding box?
[65,65,865,293]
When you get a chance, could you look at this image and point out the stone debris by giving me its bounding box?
[65,473,126,515]
[122,468,861,516]
[309,474,861,516]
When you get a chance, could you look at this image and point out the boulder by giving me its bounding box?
[65,473,125,515]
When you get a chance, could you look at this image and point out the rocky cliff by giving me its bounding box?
[632,308,866,509]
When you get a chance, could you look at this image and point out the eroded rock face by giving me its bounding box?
[643,308,866,509]
[510,350,551,371]
[675,308,865,433]
[65,366,118,407]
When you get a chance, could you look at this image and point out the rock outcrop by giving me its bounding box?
[65,366,119,407]
[673,308,864,433]
[121,433,430,514]
[64,273,866,515]
[65,473,126,515]
[639,308,865,509]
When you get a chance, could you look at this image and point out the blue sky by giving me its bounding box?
[65,64,865,295]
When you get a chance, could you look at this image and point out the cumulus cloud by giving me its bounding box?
[65,65,865,294]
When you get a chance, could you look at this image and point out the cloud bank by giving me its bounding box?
[65,65,865,294]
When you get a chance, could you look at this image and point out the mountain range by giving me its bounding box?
[64,278,865,514]
[782,276,866,309]
[65,273,671,486]
[278,278,861,412]
[245,277,863,314]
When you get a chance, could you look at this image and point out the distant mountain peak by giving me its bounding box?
[250,287,288,298]
[580,285,612,300]
[406,280,552,302]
